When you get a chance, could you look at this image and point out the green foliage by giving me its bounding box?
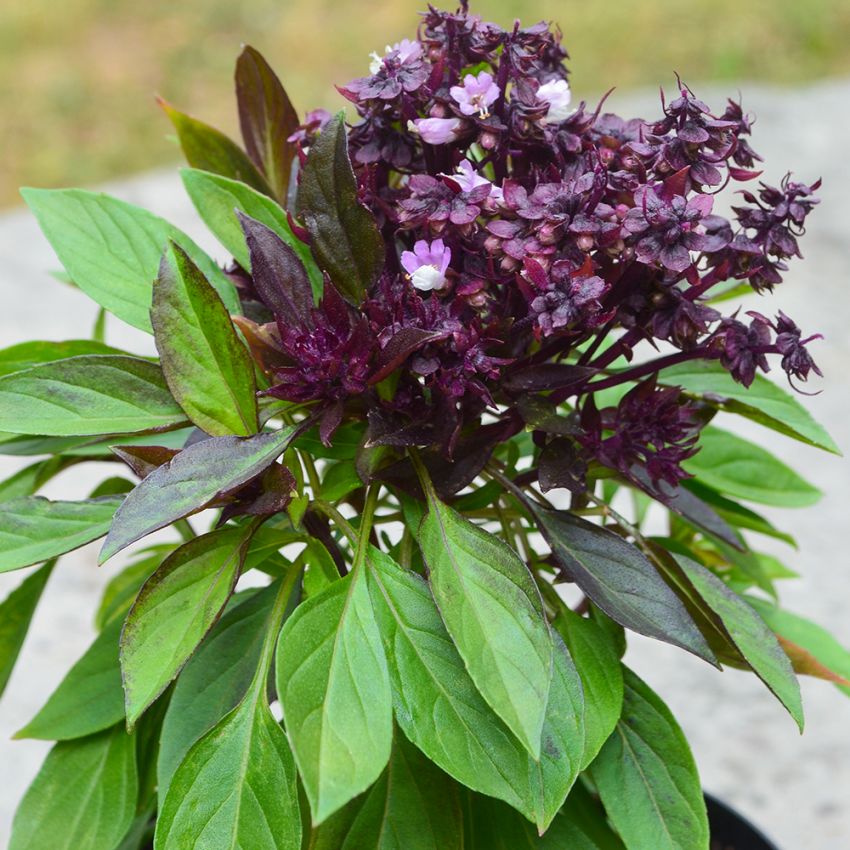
[276,568,392,823]
[590,668,710,850]
[0,562,53,698]
[0,356,187,436]
[17,615,124,740]
[154,574,301,850]
[418,493,554,757]
[120,524,259,727]
[683,426,822,507]
[9,724,138,850]
[180,169,322,296]
[20,188,240,330]
[159,100,273,197]
[0,496,122,572]
[153,242,259,436]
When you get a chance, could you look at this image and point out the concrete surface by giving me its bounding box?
[0,78,848,847]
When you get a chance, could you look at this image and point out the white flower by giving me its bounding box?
[410,265,448,291]
[368,52,383,75]
[537,79,573,124]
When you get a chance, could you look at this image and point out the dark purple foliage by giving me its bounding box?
[237,3,823,493]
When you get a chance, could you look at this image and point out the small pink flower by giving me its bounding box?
[442,160,503,203]
[412,117,463,145]
[450,72,499,118]
[537,79,573,124]
[369,38,423,74]
[400,239,452,292]
[444,159,491,192]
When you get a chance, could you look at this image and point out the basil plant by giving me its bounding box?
[2,6,846,849]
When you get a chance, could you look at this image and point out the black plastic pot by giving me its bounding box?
[706,793,780,850]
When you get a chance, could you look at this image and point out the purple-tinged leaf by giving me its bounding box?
[99,427,298,563]
[235,46,299,204]
[532,508,717,664]
[630,465,741,549]
[111,444,181,480]
[368,328,446,385]
[538,438,586,494]
[159,98,272,197]
[295,113,385,306]
[238,213,314,324]
[502,363,597,393]
[0,355,187,437]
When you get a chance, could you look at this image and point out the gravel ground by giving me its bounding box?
[1,78,848,848]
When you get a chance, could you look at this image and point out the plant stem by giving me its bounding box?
[312,500,357,545]
[350,482,381,576]
[252,562,302,694]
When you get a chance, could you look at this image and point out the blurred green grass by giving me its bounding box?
[2,0,849,207]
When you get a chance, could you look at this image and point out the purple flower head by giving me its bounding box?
[714,313,772,387]
[537,79,572,124]
[624,188,727,273]
[412,116,464,145]
[524,258,609,337]
[398,173,491,229]
[450,71,500,118]
[751,310,824,386]
[581,380,703,490]
[401,239,452,292]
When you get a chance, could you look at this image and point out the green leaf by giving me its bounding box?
[367,551,581,831]
[746,597,850,699]
[341,733,463,850]
[660,360,840,454]
[0,561,53,698]
[0,458,70,501]
[154,574,301,850]
[418,497,553,757]
[99,427,297,562]
[533,508,715,663]
[684,426,822,507]
[0,495,121,573]
[553,608,624,767]
[277,566,392,824]
[0,339,128,378]
[21,187,239,331]
[9,724,138,850]
[16,614,124,739]
[235,46,299,203]
[155,691,301,850]
[0,355,187,437]
[95,546,172,630]
[590,668,709,850]
[180,169,322,296]
[467,785,626,849]
[675,555,803,728]
[153,242,258,436]
[157,585,276,796]
[295,113,385,305]
[160,99,273,197]
[120,523,259,728]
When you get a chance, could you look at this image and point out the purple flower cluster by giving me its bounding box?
[242,3,823,494]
